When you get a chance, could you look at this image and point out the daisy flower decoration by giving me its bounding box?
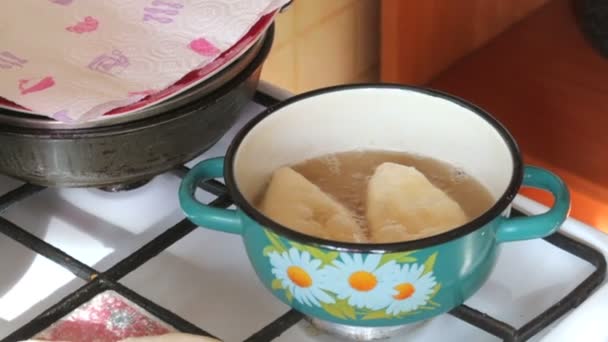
[324,253,400,310]
[268,248,334,307]
[387,263,437,315]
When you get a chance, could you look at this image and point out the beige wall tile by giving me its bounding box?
[294,0,356,34]
[295,5,357,92]
[355,0,379,74]
[260,0,380,93]
[261,43,297,92]
[273,7,295,49]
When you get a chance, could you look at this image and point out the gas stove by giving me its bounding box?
[0,82,607,342]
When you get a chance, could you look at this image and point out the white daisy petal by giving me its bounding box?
[301,251,311,264]
[311,287,335,304]
[421,273,436,284]
[353,253,363,267]
[363,253,382,270]
[289,248,300,264]
[336,288,350,300]
[310,258,322,270]
[412,263,425,278]
[269,252,286,269]
[322,253,398,311]
[267,247,337,308]
[307,292,321,306]
[385,263,439,315]
[339,253,353,267]
[376,260,398,277]
[367,296,392,310]
[293,287,309,306]
[281,251,290,260]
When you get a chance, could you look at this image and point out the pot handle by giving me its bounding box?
[179,157,242,235]
[496,165,570,243]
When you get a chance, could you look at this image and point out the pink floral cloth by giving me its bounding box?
[0,0,287,122]
[34,291,177,341]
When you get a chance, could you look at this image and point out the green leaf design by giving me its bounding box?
[395,254,417,263]
[395,310,420,318]
[378,254,394,267]
[362,309,390,320]
[289,241,306,250]
[422,252,438,275]
[419,305,436,310]
[271,278,283,290]
[265,230,287,253]
[429,283,441,299]
[361,307,423,320]
[290,242,339,266]
[379,251,417,267]
[304,247,339,266]
[323,251,340,266]
[263,245,277,256]
[285,289,294,303]
[321,302,346,319]
[338,299,356,320]
[321,299,356,320]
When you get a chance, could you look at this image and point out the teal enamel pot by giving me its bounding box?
[179,84,570,328]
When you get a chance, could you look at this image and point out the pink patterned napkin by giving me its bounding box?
[0,0,287,122]
[33,290,176,341]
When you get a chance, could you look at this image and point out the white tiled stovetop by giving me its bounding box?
[0,83,607,342]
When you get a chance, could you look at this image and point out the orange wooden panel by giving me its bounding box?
[429,0,608,231]
[380,0,549,84]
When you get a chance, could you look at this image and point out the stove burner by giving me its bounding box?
[98,179,152,192]
[0,90,606,342]
[306,316,425,341]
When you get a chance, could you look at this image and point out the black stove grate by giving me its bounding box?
[0,90,606,342]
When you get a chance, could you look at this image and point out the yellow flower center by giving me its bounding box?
[287,266,313,288]
[348,271,378,292]
[393,282,416,300]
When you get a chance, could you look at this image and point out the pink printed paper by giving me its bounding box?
[0,0,288,122]
[34,291,176,341]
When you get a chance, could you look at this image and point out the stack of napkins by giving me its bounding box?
[0,0,288,122]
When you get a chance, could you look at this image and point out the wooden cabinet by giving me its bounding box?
[380,0,549,84]
[381,0,608,231]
